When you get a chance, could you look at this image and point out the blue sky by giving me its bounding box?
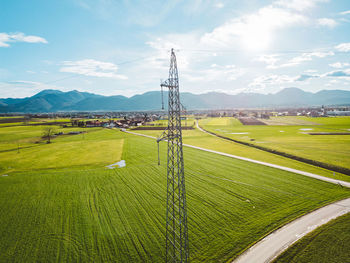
[1,0,350,98]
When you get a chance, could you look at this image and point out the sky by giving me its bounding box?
[1,0,350,98]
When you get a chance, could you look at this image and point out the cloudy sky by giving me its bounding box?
[1,0,350,98]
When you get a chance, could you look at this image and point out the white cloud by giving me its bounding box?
[8,80,42,85]
[340,10,350,15]
[295,74,319,81]
[249,69,350,86]
[329,62,350,69]
[249,71,322,88]
[0,32,47,47]
[214,2,224,9]
[145,32,206,73]
[275,0,328,12]
[200,6,306,50]
[249,74,297,88]
[317,18,337,28]
[146,38,185,70]
[273,51,334,68]
[143,0,337,95]
[60,59,128,80]
[305,69,318,73]
[256,54,281,69]
[183,64,245,82]
[324,69,350,78]
[257,51,333,69]
[145,35,247,88]
[335,43,350,52]
[291,51,333,62]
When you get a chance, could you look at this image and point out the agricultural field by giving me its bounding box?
[199,116,350,170]
[273,212,350,263]
[1,124,350,262]
[0,117,72,128]
[144,117,195,127]
[131,127,350,183]
[0,127,120,173]
[261,116,318,126]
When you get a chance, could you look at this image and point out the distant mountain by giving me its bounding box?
[0,90,101,113]
[1,88,350,113]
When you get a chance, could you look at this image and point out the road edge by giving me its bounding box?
[231,197,350,263]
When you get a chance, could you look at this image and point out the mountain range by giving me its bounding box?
[1,88,350,113]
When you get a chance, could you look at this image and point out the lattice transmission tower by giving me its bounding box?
[157,49,189,263]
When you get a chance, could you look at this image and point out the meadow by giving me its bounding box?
[0,124,350,262]
[199,116,350,170]
[132,126,350,183]
[0,117,71,128]
[143,117,195,127]
[273,212,350,263]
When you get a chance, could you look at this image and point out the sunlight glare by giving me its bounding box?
[241,18,272,51]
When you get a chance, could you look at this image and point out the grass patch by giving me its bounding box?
[0,126,120,173]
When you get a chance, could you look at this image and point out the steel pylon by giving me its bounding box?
[159,49,189,263]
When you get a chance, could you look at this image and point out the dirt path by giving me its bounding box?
[232,198,350,263]
[124,129,350,188]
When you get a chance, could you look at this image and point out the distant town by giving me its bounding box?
[1,105,349,129]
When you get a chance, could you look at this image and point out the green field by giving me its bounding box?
[144,117,195,127]
[1,124,350,262]
[0,117,72,128]
[273,212,350,263]
[199,116,350,170]
[0,126,120,173]
[131,126,350,183]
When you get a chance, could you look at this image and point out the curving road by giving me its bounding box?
[232,198,350,263]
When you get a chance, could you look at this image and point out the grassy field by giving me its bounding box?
[1,124,350,262]
[144,117,195,127]
[0,117,72,128]
[132,127,350,183]
[0,126,120,173]
[199,116,350,170]
[273,212,350,263]
[262,116,321,125]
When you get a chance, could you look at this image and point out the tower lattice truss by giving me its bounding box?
[159,49,189,263]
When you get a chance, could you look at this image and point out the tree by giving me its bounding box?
[42,127,56,144]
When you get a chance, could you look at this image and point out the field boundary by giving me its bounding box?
[123,129,350,188]
[197,121,350,176]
